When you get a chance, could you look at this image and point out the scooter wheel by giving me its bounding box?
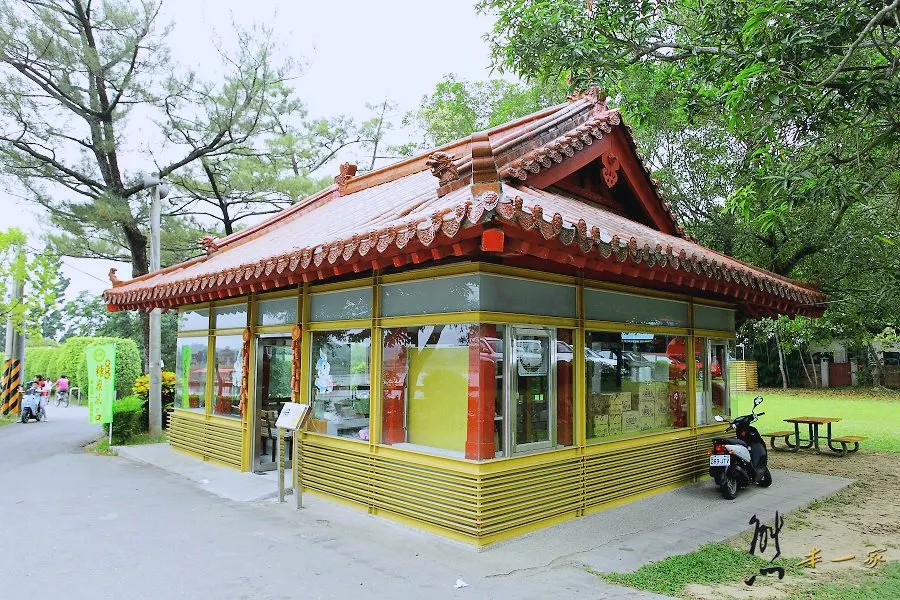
[720,475,739,499]
[758,467,773,488]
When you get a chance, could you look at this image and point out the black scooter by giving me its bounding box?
[708,395,772,499]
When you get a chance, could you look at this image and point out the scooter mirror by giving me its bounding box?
[753,396,764,406]
[714,415,725,422]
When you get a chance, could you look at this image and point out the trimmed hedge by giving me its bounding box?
[58,336,141,399]
[24,347,60,382]
[102,394,148,444]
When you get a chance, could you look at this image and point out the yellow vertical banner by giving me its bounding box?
[86,344,117,424]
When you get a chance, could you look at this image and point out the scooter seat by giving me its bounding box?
[719,437,749,447]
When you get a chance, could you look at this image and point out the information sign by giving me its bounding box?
[275,402,311,431]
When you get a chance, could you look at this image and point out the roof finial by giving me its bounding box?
[199,235,219,255]
[567,86,608,109]
[334,162,358,192]
[425,152,460,187]
[108,268,122,287]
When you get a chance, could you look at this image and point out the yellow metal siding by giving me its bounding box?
[168,411,243,469]
[301,436,480,538]
[299,433,709,545]
[584,437,704,508]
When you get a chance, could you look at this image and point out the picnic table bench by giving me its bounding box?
[767,416,865,456]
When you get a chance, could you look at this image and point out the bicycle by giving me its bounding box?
[55,389,70,407]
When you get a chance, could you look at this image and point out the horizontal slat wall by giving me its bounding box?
[301,437,480,538]
[301,438,373,508]
[372,456,479,537]
[301,433,711,544]
[168,411,243,469]
[584,437,704,508]
[480,458,582,536]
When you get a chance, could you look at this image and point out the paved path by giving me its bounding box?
[0,407,851,600]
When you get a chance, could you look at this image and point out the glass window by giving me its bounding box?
[213,303,248,329]
[585,331,689,442]
[480,275,576,318]
[585,289,689,327]
[698,339,733,425]
[694,305,735,332]
[309,329,372,440]
[257,297,297,326]
[309,288,371,321]
[178,308,209,332]
[175,337,207,411]
[382,324,482,458]
[381,275,479,317]
[211,335,243,418]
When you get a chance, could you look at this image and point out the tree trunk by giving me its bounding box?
[808,348,819,388]
[799,346,813,388]
[868,342,884,388]
[774,329,788,389]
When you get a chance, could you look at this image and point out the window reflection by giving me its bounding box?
[212,335,243,417]
[175,337,207,410]
[309,329,372,440]
[585,331,689,442]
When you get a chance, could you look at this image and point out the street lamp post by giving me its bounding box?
[143,174,169,438]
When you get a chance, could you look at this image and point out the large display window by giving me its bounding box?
[381,323,577,460]
[175,337,208,411]
[585,331,689,442]
[308,329,372,440]
[382,324,489,458]
[211,335,243,418]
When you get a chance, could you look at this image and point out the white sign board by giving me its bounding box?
[275,402,311,431]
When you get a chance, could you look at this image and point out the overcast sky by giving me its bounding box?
[1,0,503,299]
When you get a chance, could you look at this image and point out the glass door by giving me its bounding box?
[709,340,730,420]
[253,335,293,472]
[510,327,553,452]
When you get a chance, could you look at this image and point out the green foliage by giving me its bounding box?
[102,395,147,444]
[0,0,298,297]
[132,371,176,403]
[0,229,62,338]
[599,543,798,595]
[479,0,900,345]
[57,336,141,399]
[24,346,57,381]
[734,388,900,453]
[405,74,567,148]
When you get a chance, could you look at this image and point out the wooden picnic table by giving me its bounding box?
[783,417,841,454]
[769,416,865,456]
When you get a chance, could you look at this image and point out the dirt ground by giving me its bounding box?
[686,450,900,599]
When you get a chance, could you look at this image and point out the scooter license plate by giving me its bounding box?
[710,455,730,467]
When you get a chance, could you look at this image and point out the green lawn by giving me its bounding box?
[734,388,900,453]
[597,543,900,599]
[598,543,800,596]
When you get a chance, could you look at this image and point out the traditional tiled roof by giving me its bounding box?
[104,94,825,316]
